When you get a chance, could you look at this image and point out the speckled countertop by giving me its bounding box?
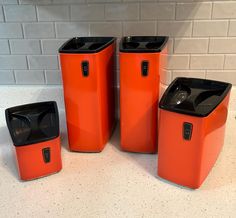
[0,86,235,218]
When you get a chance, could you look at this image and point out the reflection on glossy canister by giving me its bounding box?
[119,36,168,153]
[15,137,61,180]
[158,78,232,189]
[59,37,116,152]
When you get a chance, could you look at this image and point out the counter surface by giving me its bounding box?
[0,84,235,218]
[0,109,235,218]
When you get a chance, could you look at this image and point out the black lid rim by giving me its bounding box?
[119,36,169,53]
[58,36,116,54]
[12,135,60,147]
[159,77,232,117]
[5,101,60,147]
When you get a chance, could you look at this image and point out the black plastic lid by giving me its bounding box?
[159,77,232,117]
[5,101,60,146]
[59,37,116,54]
[119,36,168,53]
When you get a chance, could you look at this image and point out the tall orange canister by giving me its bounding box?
[158,77,232,189]
[5,101,62,181]
[119,36,168,153]
[59,37,116,152]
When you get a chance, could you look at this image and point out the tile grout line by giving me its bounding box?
[211,1,213,20]
[26,55,29,70]
[1,5,6,22]
[139,2,141,22]
[223,54,226,70]
[22,23,25,39]
[227,19,230,37]
[43,70,47,84]
[34,5,38,22]
[188,54,191,70]
[174,2,177,20]
[207,36,210,54]
[39,39,43,55]
[7,39,11,55]
[13,70,17,84]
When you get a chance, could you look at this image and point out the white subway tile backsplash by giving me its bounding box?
[160,69,172,85]
[206,70,236,85]
[90,22,122,37]
[159,0,194,2]
[174,38,208,54]
[15,70,45,84]
[0,0,18,4]
[172,70,205,80]
[0,1,235,86]
[0,55,27,69]
[45,70,62,84]
[213,2,236,19]
[23,23,55,39]
[158,21,192,37]
[0,70,15,84]
[193,20,228,37]
[176,2,212,20]
[10,40,41,55]
[4,5,36,22]
[141,3,175,20]
[224,55,236,70]
[0,6,4,22]
[71,5,104,21]
[19,0,52,4]
[28,55,58,70]
[37,5,70,21]
[167,38,174,54]
[228,20,236,36]
[105,3,139,21]
[123,22,156,36]
[167,55,190,70]
[41,39,66,54]
[209,38,236,54]
[55,22,89,38]
[0,23,23,39]
[190,55,224,70]
[0,40,10,54]
[88,0,120,2]
[52,0,85,3]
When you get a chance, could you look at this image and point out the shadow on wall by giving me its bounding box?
[0,86,64,109]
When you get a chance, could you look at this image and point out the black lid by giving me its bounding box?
[59,37,116,54]
[159,77,232,117]
[119,36,168,53]
[5,101,60,146]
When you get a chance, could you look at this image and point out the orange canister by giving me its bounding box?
[158,78,231,189]
[59,37,116,152]
[5,101,62,181]
[119,36,168,153]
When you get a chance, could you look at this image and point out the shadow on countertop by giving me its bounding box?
[109,119,236,191]
[109,122,157,178]
[0,125,19,180]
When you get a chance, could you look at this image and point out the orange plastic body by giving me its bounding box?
[120,48,167,153]
[158,92,231,189]
[60,43,116,152]
[15,137,62,181]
